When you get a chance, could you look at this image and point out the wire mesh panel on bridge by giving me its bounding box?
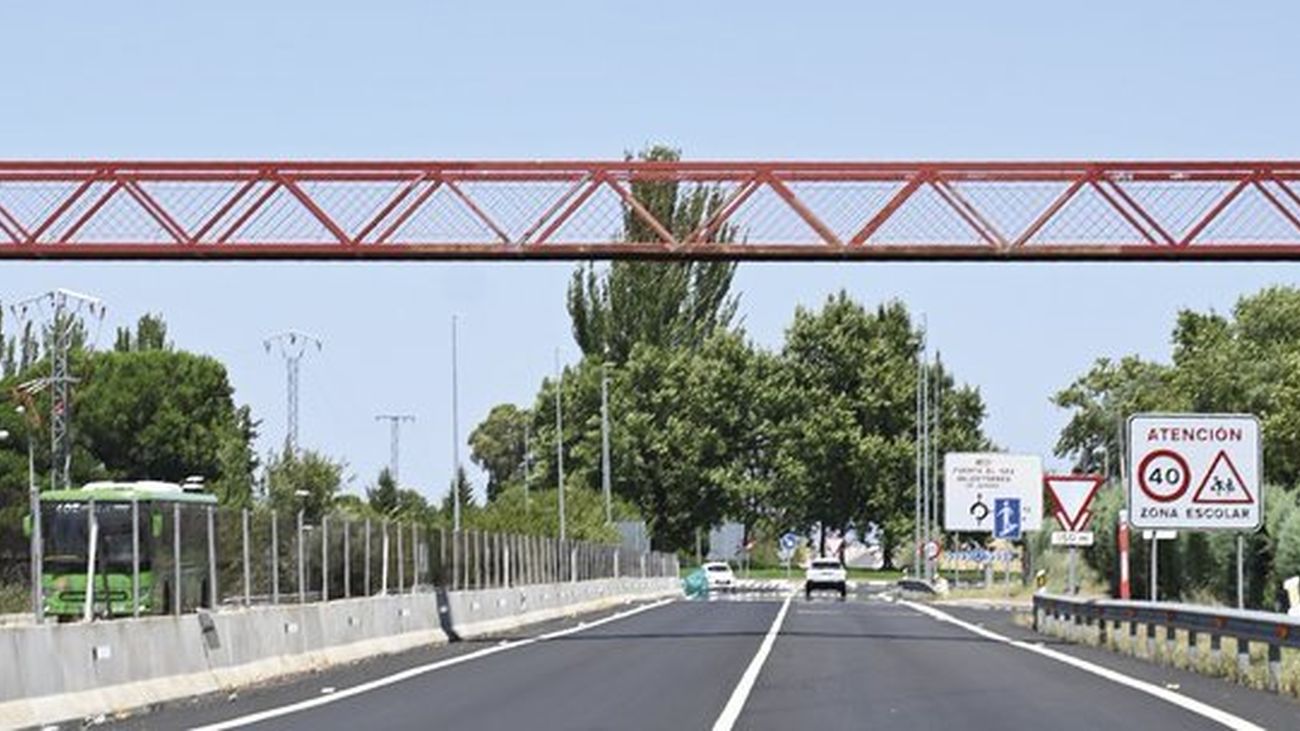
[0,161,1297,259]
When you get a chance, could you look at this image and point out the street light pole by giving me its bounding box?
[601,360,612,525]
[451,315,461,532]
[555,349,566,542]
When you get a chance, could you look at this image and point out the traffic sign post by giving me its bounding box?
[1129,414,1261,603]
[944,454,1043,533]
[778,532,798,579]
[1044,474,1103,595]
[1127,414,1261,531]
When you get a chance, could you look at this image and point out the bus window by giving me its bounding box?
[43,502,89,572]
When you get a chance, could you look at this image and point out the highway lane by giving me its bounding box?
[120,599,780,731]
[736,596,1262,730]
[107,593,1300,730]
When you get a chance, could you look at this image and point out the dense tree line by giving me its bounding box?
[1055,286,1300,607]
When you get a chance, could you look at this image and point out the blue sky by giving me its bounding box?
[2,1,1298,500]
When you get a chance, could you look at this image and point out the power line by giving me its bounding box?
[263,331,322,455]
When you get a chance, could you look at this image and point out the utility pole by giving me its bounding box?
[555,349,566,542]
[375,414,415,484]
[451,315,461,531]
[914,339,923,577]
[921,324,931,581]
[263,331,322,455]
[601,360,612,525]
[10,289,105,491]
[522,418,532,507]
[931,350,942,583]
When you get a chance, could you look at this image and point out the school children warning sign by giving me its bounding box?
[1127,414,1261,531]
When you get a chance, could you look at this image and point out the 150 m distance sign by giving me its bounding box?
[1127,414,1261,530]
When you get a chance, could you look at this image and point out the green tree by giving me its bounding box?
[264,449,346,523]
[75,349,257,505]
[566,146,738,364]
[776,293,988,563]
[468,404,529,501]
[473,483,627,541]
[1052,356,1178,477]
[113,313,169,352]
[440,465,477,519]
[1060,286,1300,605]
[367,467,400,515]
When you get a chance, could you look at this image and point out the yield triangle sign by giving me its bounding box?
[1191,450,1254,504]
[1044,475,1103,531]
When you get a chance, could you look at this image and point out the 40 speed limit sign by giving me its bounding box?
[1127,414,1261,530]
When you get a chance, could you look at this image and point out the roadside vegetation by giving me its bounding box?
[1053,286,1300,609]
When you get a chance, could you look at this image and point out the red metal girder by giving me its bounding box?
[280,176,353,246]
[58,180,123,244]
[353,173,426,244]
[931,180,1004,248]
[216,180,281,244]
[443,179,512,246]
[765,176,842,246]
[1087,180,1159,246]
[122,180,189,244]
[1254,181,1300,234]
[605,178,678,246]
[0,160,1298,259]
[374,179,442,245]
[849,174,924,246]
[1178,177,1251,246]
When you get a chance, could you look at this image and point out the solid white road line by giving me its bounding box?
[711,594,792,731]
[901,600,1264,731]
[193,598,676,731]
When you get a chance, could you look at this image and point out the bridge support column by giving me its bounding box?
[1165,625,1176,664]
[1187,630,1199,668]
[1146,623,1157,659]
[1268,644,1282,692]
[1210,633,1222,666]
[1237,639,1251,680]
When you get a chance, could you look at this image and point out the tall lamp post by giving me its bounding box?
[600,359,613,525]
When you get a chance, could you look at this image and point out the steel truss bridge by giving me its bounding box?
[0,160,1297,260]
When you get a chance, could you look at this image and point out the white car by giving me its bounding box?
[702,561,735,590]
[805,557,847,598]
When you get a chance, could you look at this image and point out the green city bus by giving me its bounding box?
[26,480,218,619]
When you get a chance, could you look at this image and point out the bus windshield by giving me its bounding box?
[43,501,150,572]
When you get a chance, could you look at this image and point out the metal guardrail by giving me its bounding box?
[1033,593,1300,692]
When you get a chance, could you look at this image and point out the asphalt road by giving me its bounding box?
[106,593,1300,730]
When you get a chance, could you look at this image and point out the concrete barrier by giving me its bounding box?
[0,577,679,729]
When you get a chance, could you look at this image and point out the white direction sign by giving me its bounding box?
[1127,414,1262,531]
[944,453,1043,533]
